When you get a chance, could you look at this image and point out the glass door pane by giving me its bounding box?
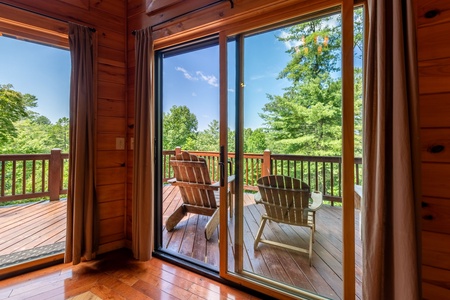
[157,39,221,269]
[228,12,350,299]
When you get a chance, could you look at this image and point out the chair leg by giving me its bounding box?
[205,209,220,240]
[254,216,267,249]
[228,191,233,218]
[166,205,186,232]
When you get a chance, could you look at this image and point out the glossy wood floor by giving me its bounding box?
[162,185,363,300]
[0,249,261,300]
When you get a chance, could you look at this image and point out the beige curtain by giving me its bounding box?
[362,0,421,299]
[132,27,154,261]
[65,23,98,265]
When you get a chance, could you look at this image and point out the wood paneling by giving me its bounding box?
[96,183,126,202]
[421,129,450,162]
[417,0,450,296]
[418,58,450,95]
[99,200,124,220]
[419,93,450,128]
[97,150,126,168]
[422,265,450,300]
[97,167,126,186]
[422,231,450,270]
[97,99,126,117]
[421,197,450,235]
[421,163,450,198]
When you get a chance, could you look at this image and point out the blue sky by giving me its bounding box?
[0,36,70,123]
[162,28,292,131]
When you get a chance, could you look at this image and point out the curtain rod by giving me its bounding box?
[132,0,234,36]
[2,2,96,32]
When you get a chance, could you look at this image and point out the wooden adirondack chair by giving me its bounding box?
[254,175,323,265]
[166,151,234,240]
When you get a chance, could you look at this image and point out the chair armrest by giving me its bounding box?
[309,191,323,211]
[167,178,177,184]
[211,175,236,187]
[254,192,262,204]
[227,175,235,183]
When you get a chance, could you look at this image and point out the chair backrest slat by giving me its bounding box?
[257,175,310,225]
[170,151,217,208]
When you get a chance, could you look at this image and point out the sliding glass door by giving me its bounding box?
[224,10,360,299]
[154,4,361,299]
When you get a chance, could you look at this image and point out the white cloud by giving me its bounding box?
[175,67,198,81]
[192,92,197,97]
[196,71,219,87]
[175,67,219,87]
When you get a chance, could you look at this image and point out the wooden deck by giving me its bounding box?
[0,200,66,267]
[162,185,363,300]
[0,187,362,299]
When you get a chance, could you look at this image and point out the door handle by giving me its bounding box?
[219,145,225,187]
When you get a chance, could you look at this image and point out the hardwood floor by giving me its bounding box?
[0,249,261,300]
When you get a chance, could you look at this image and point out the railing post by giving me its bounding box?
[49,148,62,201]
[175,146,181,155]
[262,149,271,177]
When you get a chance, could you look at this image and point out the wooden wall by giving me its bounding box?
[417,1,450,298]
[0,0,128,253]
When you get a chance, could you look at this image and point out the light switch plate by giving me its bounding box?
[116,137,125,150]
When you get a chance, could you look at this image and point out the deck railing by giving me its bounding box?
[163,147,363,205]
[1,148,362,206]
[0,149,69,203]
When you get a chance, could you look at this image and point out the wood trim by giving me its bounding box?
[152,0,340,50]
[219,31,229,276]
[0,253,64,280]
[97,239,127,255]
[341,1,356,299]
[0,3,68,48]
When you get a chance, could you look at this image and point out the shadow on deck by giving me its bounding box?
[162,185,363,300]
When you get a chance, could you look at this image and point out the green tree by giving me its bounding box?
[0,84,37,145]
[195,119,219,151]
[261,10,363,156]
[50,117,70,152]
[244,128,267,154]
[163,105,198,150]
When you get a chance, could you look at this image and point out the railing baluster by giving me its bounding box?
[330,163,334,196]
[12,161,16,196]
[22,160,26,195]
[41,159,46,192]
[322,161,325,196]
[32,160,36,194]
[1,161,5,197]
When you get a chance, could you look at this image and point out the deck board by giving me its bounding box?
[162,185,363,300]
[0,200,66,257]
